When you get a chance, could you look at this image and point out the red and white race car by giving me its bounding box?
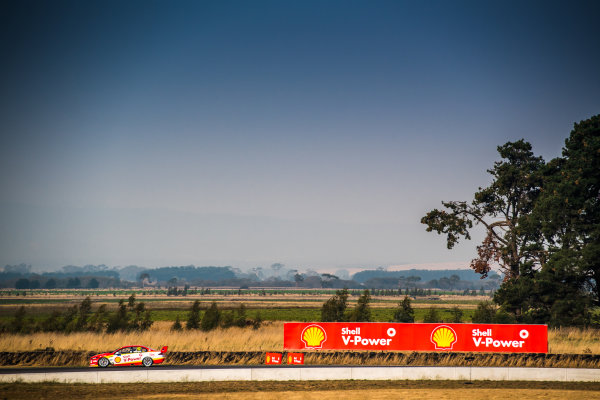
[89,345,168,368]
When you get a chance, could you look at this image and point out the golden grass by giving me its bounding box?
[548,327,600,354]
[1,322,599,355]
[0,321,282,352]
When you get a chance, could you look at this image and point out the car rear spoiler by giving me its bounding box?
[160,346,168,354]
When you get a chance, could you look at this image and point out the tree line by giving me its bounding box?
[1,295,152,334]
[320,289,525,324]
[172,301,263,332]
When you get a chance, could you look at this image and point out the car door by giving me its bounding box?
[113,347,130,365]
[130,346,144,363]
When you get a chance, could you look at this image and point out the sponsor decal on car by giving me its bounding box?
[89,345,168,367]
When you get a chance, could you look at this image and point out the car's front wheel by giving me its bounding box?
[142,357,153,367]
[98,357,110,368]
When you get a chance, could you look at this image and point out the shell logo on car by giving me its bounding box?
[89,345,168,368]
[301,324,327,349]
[430,325,457,350]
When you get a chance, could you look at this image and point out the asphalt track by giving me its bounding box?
[1,365,599,383]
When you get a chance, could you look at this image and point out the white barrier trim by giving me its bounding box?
[1,366,599,383]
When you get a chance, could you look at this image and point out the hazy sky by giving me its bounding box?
[1,0,599,271]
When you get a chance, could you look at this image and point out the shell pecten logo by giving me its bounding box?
[430,325,457,350]
[301,324,327,349]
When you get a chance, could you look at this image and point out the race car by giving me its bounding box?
[89,345,168,368]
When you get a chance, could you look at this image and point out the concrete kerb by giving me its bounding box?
[566,368,600,382]
[299,367,352,380]
[252,367,301,381]
[507,367,567,382]
[1,366,599,383]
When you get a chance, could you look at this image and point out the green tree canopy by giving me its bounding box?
[534,115,600,306]
[423,116,598,327]
[201,301,221,331]
[348,289,372,322]
[320,288,349,322]
[186,300,201,330]
[422,140,545,282]
[393,295,415,323]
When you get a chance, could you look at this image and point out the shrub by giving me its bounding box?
[393,296,415,323]
[321,288,349,322]
[235,304,248,327]
[220,311,234,328]
[472,301,496,323]
[449,306,463,323]
[171,316,183,331]
[494,308,517,324]
[252,312,262,329]
[201,302,221,331]
[348,289,372,322]
[106,300,129,333]
[186,300,201,330]
[89,304,107,332]
[423,307,441,323]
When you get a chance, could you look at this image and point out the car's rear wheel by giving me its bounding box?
[142,357,153,367]
[98,357,109,368]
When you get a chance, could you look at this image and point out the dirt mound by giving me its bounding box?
[0,350,599,369]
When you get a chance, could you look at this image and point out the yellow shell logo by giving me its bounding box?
[115,356,122,363]
[301,324,327,349]
[430,325,457,350]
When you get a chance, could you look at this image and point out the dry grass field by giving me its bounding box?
[2,381,600,400]
[1,321,599,355]
[1,292,599,369]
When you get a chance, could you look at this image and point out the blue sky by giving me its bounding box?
[1,0,599,271]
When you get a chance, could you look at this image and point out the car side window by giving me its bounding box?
[121,347,131,354]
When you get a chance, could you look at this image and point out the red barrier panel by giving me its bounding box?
[265,352,282,364]
[287,352,305,365]
[284,323,547,353]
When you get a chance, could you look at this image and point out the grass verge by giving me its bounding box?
[2,381,600,400]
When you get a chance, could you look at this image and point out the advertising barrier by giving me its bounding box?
[284,323,547,353]
[287,353,305,365]
[265,352,282,364]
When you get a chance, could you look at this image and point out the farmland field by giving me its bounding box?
[0,289,488,325]
[1,290,599,363]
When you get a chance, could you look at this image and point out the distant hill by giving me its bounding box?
[142,265,236,284]
[352,268,499,283]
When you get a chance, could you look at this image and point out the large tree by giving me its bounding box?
[421,140,545,283]
[534,115,600,307]
[422,117,599,326]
